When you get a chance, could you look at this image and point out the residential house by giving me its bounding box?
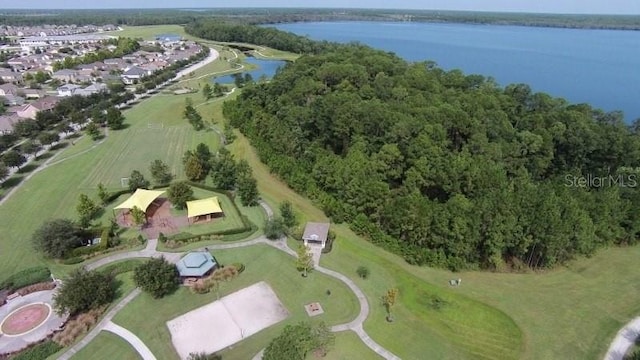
[0,113,23,134]
[2,94,25,106]
[57,84,82,97]
[22,89,45,99]
[121,66,149,85]
[0,84,20,97]
[0,69,23,84]
[17,96,60,119]
[52,69,78,82]
[75,83,108,96]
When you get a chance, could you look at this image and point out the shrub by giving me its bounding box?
[0,266,51,293]
[134,257,179,298]
[158,232,167,243]
[356,266,370,279]
[11,340,62,360]
[264,218,286,240]
[232,263,245,274]
[17,282,56,296]
[62,256,85,265]
[52,307,104,346]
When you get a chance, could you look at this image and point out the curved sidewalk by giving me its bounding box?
[604,317,640,360]
[103,321,157,360]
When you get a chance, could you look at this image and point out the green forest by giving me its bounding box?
[210,24,640,270]
[2,8,639,30]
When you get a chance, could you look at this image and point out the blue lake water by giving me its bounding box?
[213,57,287,84]
[273,21,640,121]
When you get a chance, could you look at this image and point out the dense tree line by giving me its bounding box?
[224,44,640,271]
[184,20,334,54]
[1,8,639,30]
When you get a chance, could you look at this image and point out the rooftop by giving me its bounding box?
[176,252,218,277]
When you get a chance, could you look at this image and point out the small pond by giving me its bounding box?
[213,57,287,84]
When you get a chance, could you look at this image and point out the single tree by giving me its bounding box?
[55,121,73,135]
[76,193,99,228]
[202,83,213,100]
[279,201,297,228]
[97,183,109,205]
[106,107,125,130]
[212,83,224,97]
[183,97,204,130]
[133,257,179,298]
[195,143,212,164]
[168,181,194,209]
[237,175,259,206]
[183,153,205,181]
[356,266,370,279]
[37,132,59,147]
[20,140,41,158]
[296,244,314,277]
[382,288,399,322]
[264,218,286,240]
[0,162,8,181]
[32,218,84,259]
[263,322,334,360]
[130,206,146,227]
[53,269,116,316]
[85,121,101,140]
[149,159,173,185]
[128,170,150,192]
[2,150,26,169]
[223,122,236,143]
[210,148,237,190]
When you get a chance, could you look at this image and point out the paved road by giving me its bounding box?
[604,317,640,360]
[57,289,142,360]
[103,321,157,360]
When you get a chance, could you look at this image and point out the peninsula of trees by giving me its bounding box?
[210,24,640,270]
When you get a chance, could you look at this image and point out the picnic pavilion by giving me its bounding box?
[186,197,224,224]
[113,188,165,223]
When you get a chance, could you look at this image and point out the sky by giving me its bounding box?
[2,0,640,15]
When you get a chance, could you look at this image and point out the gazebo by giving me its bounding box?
[176,252,218,279]
[113,189,165,224]
[186,197,223,224]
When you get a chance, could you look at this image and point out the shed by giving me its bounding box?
[302,222,330,249]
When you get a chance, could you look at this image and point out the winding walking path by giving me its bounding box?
[103,322,157,360]
[604,317,640,360]
[60,200,399,359]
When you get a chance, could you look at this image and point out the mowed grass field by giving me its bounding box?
[71,331,141,360]
[111,245,362,360]
[0,54,237,278]
[228,130,640,359]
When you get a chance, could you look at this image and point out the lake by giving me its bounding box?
[274,21,640,121]
[214,57,287,84]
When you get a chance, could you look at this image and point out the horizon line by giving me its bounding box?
[0,7,639,16]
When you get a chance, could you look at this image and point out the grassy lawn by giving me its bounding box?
[321,331,383,360]
[103,25,189,40]
[72,332,141,360]
[112,244,359,360]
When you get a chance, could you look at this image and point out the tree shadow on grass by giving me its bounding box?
[35,152,53,161]
[49,142,69,151]
[111,277,125,299]
[17,163,38,174]
[1,175,23,189]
